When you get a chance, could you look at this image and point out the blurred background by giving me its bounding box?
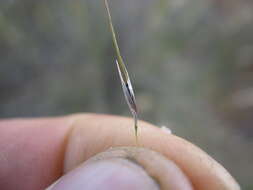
[0,0,252,188]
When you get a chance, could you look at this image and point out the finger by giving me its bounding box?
[64,114,240,190]
[47,147,193,190]
[0,114,240,190]
[0,117,74,190]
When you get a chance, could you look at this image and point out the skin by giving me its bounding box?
[0,113,240,190]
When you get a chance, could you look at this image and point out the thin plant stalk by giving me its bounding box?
[104,0,139,144]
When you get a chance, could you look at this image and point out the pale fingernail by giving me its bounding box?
[46,158,159,190]
[161,125,172,134]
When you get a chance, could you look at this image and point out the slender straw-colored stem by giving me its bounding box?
[104,0,128,82]
[104,0,139,144]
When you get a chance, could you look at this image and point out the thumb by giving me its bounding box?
[46,147,193,190]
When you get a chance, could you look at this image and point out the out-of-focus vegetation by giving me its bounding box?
[0,0,252,188]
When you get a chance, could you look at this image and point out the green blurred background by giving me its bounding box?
[0,0,252,188]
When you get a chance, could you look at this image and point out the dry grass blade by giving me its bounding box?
[104,0,139,143]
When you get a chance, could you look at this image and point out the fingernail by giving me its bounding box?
[47,158,159,190]
[160,125,172,134]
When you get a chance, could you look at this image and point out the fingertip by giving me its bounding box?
[64,113,240,190]
[47,147,193,190]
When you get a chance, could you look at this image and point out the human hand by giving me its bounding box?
[0,114,240,190]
